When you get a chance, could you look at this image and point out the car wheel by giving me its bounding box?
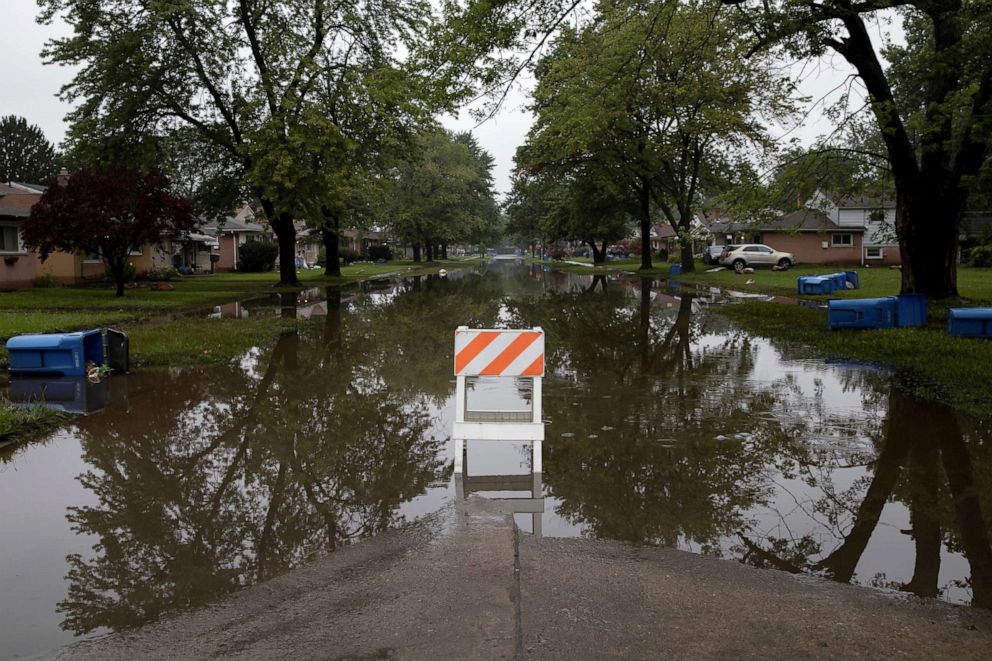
[733,259,746,273]
[777,258,792,269]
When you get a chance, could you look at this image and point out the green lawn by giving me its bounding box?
[0,257,481,370]
[0,401,70,447]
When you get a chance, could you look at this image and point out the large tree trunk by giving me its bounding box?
[260,200,299,286]
[441,243,448,260]
[638,181,653,271]
[320,207,341,278]
[109,257,126,297]
[897,192,960,298]
[412,243,421,262]
[425,241,435,262]
[588,239,607,264]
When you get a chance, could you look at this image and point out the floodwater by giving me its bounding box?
[2,260,991,658]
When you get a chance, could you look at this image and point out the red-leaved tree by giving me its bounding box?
[23,165,198,296]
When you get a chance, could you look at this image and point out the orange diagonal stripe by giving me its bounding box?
[521,354,544,377]
[455,331,499,373]
[479,332,539,375]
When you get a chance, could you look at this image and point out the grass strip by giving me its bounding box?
[0,400,71,447]
[718,302,992,417]
[124,317,300,367]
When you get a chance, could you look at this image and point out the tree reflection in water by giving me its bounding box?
[512,275,992,609]
[55,271,516,635]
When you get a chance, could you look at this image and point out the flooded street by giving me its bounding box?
[2,260,991,659]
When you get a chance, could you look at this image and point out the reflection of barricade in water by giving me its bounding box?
[452,326,546,535]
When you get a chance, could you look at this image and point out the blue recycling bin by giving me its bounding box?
[947,307,992,338]
[844,271,860,289]
[826,272,848,290]
[798,276,838,295]
[895,294,928,328]
[828,297,898,329]
[8,376,107,415]
[669,264,682,276]
[5,330,105,377]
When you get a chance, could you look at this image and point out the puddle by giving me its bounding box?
[1,260,991,658]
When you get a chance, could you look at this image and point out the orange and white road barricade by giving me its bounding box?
[453,326,545,474]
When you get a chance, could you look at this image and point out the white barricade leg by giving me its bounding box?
[532,440,542,473]
[454,438,464,474]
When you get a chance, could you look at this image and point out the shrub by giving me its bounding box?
[105,260,136,284]
[548,243,568,260]
[340,248,361,264]
[238,241,278,272]
[33,274,61,288]
[969,244,992,268]
[147,267,181,281]
[367,244,392,261]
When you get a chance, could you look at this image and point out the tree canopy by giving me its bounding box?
[0,115,60,185]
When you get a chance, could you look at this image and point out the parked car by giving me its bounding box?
[720,244,795,272]
[701,245,725,265]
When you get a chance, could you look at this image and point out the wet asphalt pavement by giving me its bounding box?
[57,497,992,660]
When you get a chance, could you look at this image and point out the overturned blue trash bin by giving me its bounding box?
[844,271,860,289]
[895,294,928,328]
[5,330,105,377]
[828,297,898,329]
[798,276,838,295]
[947,308,992,338]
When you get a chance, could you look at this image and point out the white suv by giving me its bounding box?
[720,244,795,272]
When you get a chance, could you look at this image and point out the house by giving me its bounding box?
[0,183,40,288]
[808,190,900,264]
[710,208,865,265]
[294,221,321,267]
[149,231,219,274]
[201,206,270,271]
[2,180,159,286]
[342,228,386,256]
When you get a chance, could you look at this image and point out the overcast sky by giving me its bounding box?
[1,0,892,197]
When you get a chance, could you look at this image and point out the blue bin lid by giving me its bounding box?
[948,307,992,320]
[5,330,101,351]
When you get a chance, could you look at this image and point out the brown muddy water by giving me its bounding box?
[1,260,991,659]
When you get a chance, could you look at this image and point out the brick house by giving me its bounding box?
[201,206,269,271]
[711,208,866,265]
[808,190,900,265]
[0,183,40,288]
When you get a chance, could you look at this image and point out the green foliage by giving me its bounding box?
[237,242,278,273]
[367,245,393,261]
[340,248,361,264]
[384,129,500,251]
[32,274,61,288]
[970,245,992,268]
[516,0,793,271]
[0,115,60,184]
[146,267,181,282]
[0,400,69,445]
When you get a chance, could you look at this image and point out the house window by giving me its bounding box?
[832,233,853,247]
[0,223,23,254]
[866,247,883,260]
[83,247,102,262]
[130,245,143,256]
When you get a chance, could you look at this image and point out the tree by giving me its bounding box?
[720,0,992,298]
[385,129,500,260]
[0,115,59,184]
[22,165,197,296]
[40,0,435,287]
[519,0,789,271]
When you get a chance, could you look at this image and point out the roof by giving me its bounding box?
[0,183,42,218]
[6,182,47,193]
[710,208,864,234]
[822,191,896,210]
[201,206,265,235]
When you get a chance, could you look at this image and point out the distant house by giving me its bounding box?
[294,221,321,267]
[710,208,866,265]
[201,206,270,271]
[149,231,219,274]
[342,228,386,256]
[808,190,900,265]
[0,183,40,288]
